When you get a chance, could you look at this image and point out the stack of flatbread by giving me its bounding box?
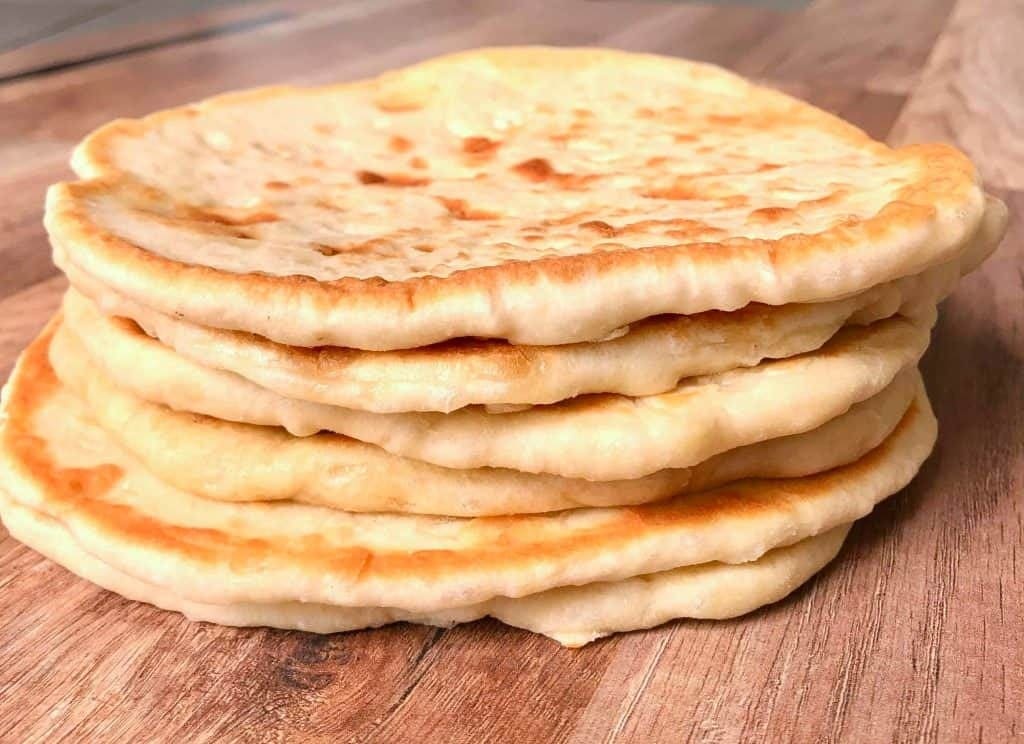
[0,48,1005,646]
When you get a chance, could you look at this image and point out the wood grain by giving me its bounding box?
[0,1,1021,742]
[889,0,1024,190]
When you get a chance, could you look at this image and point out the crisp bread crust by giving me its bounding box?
[46,47,985,349]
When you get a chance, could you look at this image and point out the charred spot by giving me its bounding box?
[356,170,388,185]
[313,244,342,256]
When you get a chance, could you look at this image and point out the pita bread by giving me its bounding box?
[1,318,936,612]
[51,320,919,515]
[0,495,849,647]
[59,299,932,480]
[58,188,1005,412]
[47,47,985,350]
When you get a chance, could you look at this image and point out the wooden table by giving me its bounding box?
[0,1,1021,741]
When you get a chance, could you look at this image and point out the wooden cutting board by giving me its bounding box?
[0,1,1021,741]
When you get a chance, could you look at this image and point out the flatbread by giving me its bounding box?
[0,495,850,647]
[1,317,937,612]
[51,320,919,515]
[59,298,932,480]
[59,188,1005,412]
[47,47,986,350]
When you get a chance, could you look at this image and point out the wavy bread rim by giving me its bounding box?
[46,46,986,349]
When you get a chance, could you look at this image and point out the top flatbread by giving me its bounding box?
[48,46,985,350]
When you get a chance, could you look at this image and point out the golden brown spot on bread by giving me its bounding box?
[641,181,703,201]
[579,220,618,237]
[356,170,388,185]
[409,156,428,170]
[616,218,714,238]
[511,158,596,190]
[748,206,796,223]
[646,156,669,167]
[798,190,849,209]
[542,211,593,227]
[313,123,335,135]
[388,135,414,153]
[635,107,656,119]
[356,170,429,187]
[264,180,291,190]
[413,244,435,253]
[674,133,698,143]
[313,244,341,257]
[462,136,501,155]
[339,239,395,256]
[314,197,343,212]
[436,197,499,221]
[375,99,423,113]
[719,195,750,208]
[667,226,725,240]
[709,114,741,125]
[512,158,555,182]
[193,207,280,226]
